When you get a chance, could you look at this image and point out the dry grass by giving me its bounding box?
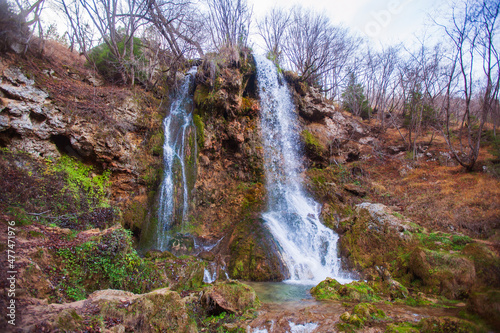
[357,125,500,240]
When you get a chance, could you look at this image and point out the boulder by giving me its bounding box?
[355,202,415,237]
[298,88,335,121]
[18,288,197,333]
[409,248,476,299]
[201,280,260,315]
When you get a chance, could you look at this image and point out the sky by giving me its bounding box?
[40,0,449,51]
[248,0,448,49]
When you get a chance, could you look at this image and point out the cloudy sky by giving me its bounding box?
[248,0,447,48]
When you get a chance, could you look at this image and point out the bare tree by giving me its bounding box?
[205,0,252,50]
[54,0,95,58]
[146,0,204,59]
[256,6,290,62]
[440,0,499,171]
[281,7,357,89]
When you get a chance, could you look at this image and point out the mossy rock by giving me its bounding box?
[98,288,196,333]
[409,248,476,299]
[340,311,351,322]
[162,256,205,291]
[468,289,500,329]
[201,280,260,316]
[461,242,500,288]
[353,302,386,319]
[347,313,363,328]
[338,206,409,272]
[145,250,176,260]
[301,129,327,166]
[310,279,380,302]
[385,322,420,333]
[228,203,288,281]
[310,278,343,300]
[56,309,83,331]
[419,316,481,333]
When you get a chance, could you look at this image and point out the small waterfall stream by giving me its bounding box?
[155,67,198,251]
[254,55,352,284]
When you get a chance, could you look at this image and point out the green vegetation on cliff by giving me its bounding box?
[56,227,164,300]
[0,148,115,229]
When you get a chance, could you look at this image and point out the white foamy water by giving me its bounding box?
[156,67,197,250]
[254,55,353,284]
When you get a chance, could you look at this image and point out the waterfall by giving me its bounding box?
[254,55,352,284]
[156,67,198,251]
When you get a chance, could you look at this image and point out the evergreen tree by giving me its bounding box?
[341,73,371,120]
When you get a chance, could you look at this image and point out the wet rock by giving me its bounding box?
[145,250,176,260]
[228,216,288,282]
[162,256,205,291]
[310,278,379,302]
[200,280,260,315]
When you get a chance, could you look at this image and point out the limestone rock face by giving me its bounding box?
[298,87,334,121]
[285,80,376,165]
[355,202,416,237]
[0,63,161,206]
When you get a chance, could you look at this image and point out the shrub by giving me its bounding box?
[57,228,165,300]
[87,36,144,84]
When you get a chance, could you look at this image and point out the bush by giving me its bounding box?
[57,228,165,300]
[87,36,144,84]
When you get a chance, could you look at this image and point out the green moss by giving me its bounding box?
[419,316,482,333]
[385,322,420,333]
[55,155,110,209]
[311,279,381,302]
[415,232,473,251]
[193,114,205,148]
[348,314,363,327]
[162,256,205,291]
[28,230,45,238]
[150,131,164,156]
[122,200,147,232]
[301,129,326,156]
[353,302,386,320]
[98,289,196,333]
[1,149,115,230]
[201,280,261,316]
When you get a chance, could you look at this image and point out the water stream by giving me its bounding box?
[155,67,198,251]
[254,55,352,284]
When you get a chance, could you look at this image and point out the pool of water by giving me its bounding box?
[245,281,316,303]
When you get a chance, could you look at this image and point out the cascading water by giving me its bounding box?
[156,67,198,251]
[254,55,352,284]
